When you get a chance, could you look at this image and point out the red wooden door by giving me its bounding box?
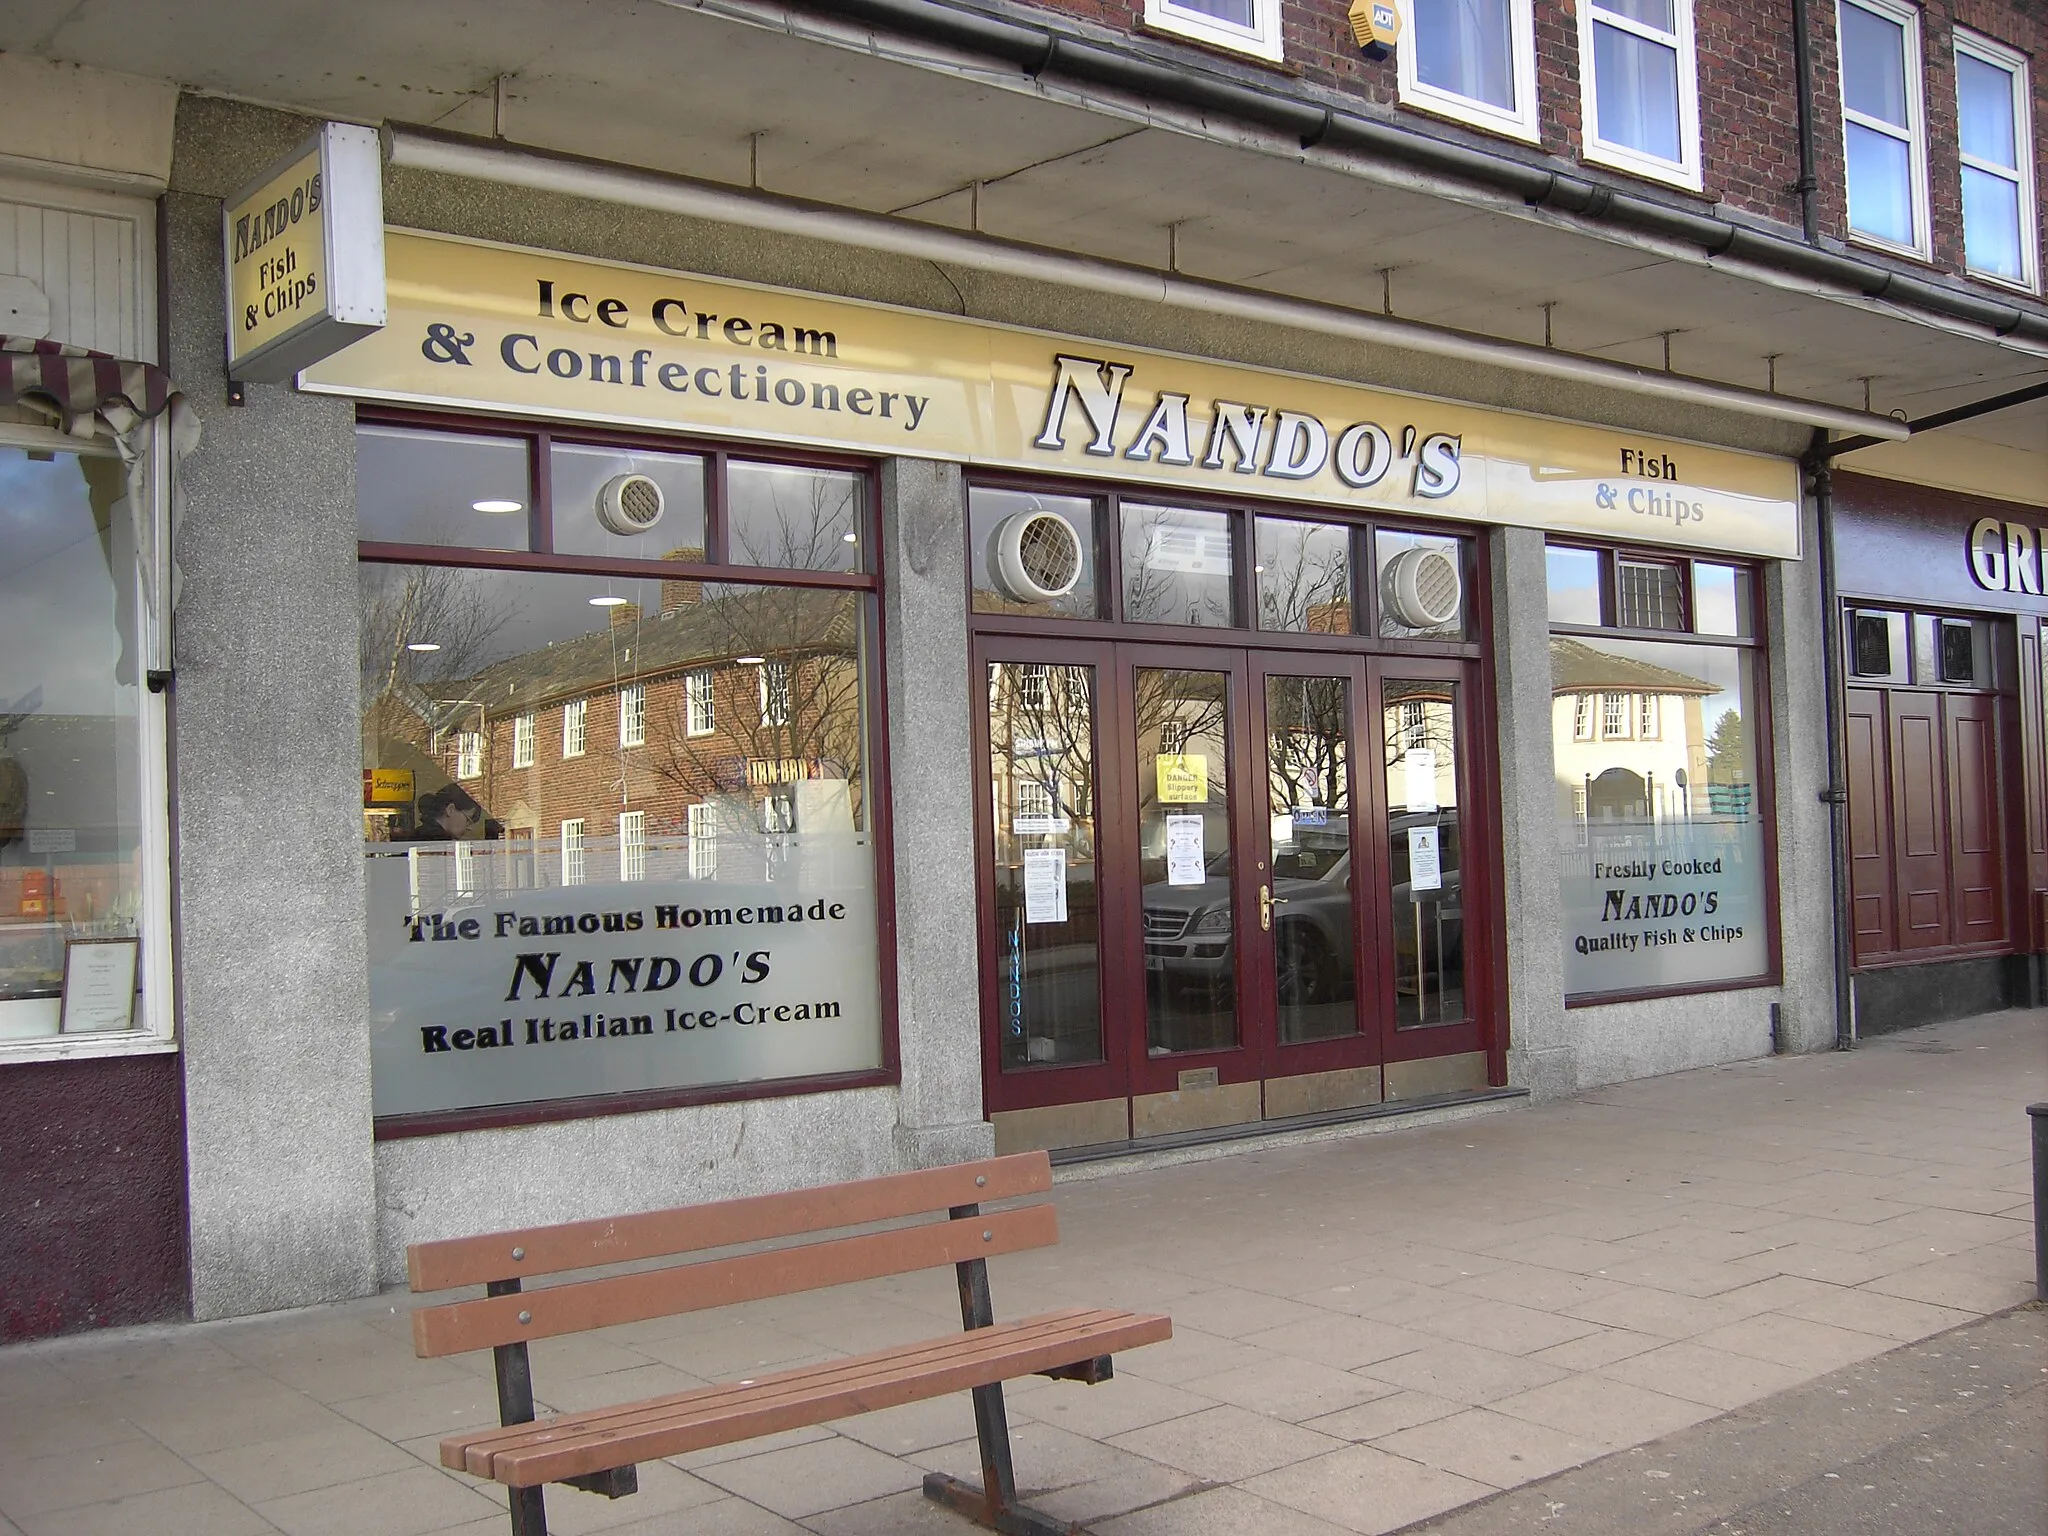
[1844,688,1894,963]
[1888,692,1950,952]
[1945,693,2006,948]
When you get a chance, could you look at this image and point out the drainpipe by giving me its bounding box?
[1791,0,1821,242]
[1806,433,1857,1049]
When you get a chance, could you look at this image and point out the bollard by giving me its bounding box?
[2032,1104,2048,1302]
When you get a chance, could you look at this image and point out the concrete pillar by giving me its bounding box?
[1492,526,1575,1100]
[163,113,378,1316]
[878,458,995,1166]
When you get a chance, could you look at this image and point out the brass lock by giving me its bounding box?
[1259,884,1273,932]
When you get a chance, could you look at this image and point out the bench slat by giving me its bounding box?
[456,1308,1174,1486]
[413,1205,1058,1357]
[407,1152,1053,1291]
[448,1307,1110,1472]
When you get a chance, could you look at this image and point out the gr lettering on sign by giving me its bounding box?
[1967,516,2048,595]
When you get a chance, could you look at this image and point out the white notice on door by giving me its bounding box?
[1022,847,1068,924]
[1165,814,1206,886]
[1403,747,1438,812]
[1407,825,1442,893]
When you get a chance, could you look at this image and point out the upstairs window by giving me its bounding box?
[685,669,715,737]
[561,697,587,758]
[1400,0,1539,140]
[511,712,534,768]
[618,681,646,748]
[1838,0,1930,254]
[1955,31,2036,289]
[1578,0,1702,188]
[1143,0,1283,61]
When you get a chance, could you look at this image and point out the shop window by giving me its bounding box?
[969,488,1098,620]
[1547,541,1772,1000]
[1,442,169,1046]
[1578,0,1702,189]
[685,669,715,736]
[1849,608,1907,680]
[550,444,706,560]
[1122,503,1237,627]
[726,461,862,572]
[1143,0,1283,62]
[1401,0,1539,141]
[1375,529,1468,640]
[1838,0,1930,255]
[1939,618,1983,684]
[356,424,532,550]
[357,423,885,1125]
[1257,518,1351,633]
[1955,32,2036,288]
[619,682,646,747]
[1546,545,1603,626]
[1691,563,1753,637]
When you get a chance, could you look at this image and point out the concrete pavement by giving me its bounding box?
[0,1010,2039,1536]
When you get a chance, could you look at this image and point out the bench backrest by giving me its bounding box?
[407,1151,1055,1358]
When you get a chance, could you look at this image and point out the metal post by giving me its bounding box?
[487,1278,548,1536]
[947,1203,1020,1515]
[2030,1105,2048,1302]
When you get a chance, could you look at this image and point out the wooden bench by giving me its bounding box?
[407,1151,1171,1536]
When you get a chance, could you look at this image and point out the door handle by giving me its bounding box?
[1259,884,1272,931]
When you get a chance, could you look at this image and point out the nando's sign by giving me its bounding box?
[302,231,1801,559]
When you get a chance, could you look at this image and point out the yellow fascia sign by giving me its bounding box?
[225,122,387,382]
[301,231,1801,559]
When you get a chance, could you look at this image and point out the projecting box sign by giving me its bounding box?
[301,231,1801,558]
[224,122,387,382]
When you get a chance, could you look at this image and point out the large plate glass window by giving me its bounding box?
[1548,544,1773,999]
[357,423,885,1126]
[1954,31,2037,289]
[1577,0,1703,189]
[1837,0,1931,255]
[0,442,170,1047]
[1399,0,1540,141]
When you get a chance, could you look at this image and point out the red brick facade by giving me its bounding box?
[1028,0,2046,289]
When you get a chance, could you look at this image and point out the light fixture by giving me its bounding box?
[589,595,628,607]
[735,655,766,665]
[472,499,523,513]
[842,531,858,543]
[407,642,442,652]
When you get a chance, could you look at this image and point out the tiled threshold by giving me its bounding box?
[1049,1086,1530,1180]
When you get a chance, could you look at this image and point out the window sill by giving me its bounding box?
[1843,229,1936,267]
[0,1032,178,1067]
[1962,265,2040,298]
[1136,15,1287,67]
[1581,141,1705,196]
[1395,91,1541,147]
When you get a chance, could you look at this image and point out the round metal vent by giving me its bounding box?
[1381,546,1462,629]
[991,509,1084,602]
[597,473,665,536]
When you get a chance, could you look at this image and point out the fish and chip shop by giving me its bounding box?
[0,97,1845,1338]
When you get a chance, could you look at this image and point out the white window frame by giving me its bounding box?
[1837,0,1931,258]
[759,661,792,728]
[687,802,718,880]
[1143,0,1284,63]
[1601,692,1632,739]
[685,669,716,737]
[562,697,587,758]
[1638,694,1660,739]
[455,729,483,780]
[1576,0,1704,191]
[1397,0,1541,142]
[1954,29,2038,291]
[511,711,535,769]
[1572,694,1594,741]
[560,818,586,886]
[619,682,646,748]
[618,810,646,882]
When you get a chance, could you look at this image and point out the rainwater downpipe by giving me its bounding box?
[1806,434,1858,1049]
[1791,0,1822,242]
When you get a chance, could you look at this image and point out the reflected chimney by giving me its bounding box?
[608,601,641,630]
[661,548,706,614]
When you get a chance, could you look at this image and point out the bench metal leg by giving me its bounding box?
[489,1279,550,1536]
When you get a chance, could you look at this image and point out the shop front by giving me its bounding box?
[1830,473,2048,1031]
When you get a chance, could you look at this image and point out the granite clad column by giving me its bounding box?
[879,458,997,1166]
[164,98,379,1317]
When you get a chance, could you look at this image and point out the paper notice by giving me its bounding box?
[1403,747,1438,812]
[1166,814,1206,886]
[1022,847,1068,923]
[1408,825,1443,893]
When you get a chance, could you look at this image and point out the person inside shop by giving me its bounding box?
[409,784,486,841]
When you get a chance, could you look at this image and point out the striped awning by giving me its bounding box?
[0,334,195,450]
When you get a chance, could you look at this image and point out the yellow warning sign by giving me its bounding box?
[1155,754,1209,804]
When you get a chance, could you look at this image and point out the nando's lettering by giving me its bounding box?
[1031,353,1464,498]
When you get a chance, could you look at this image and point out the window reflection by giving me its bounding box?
[1122,505,1236,627]
[726,461,863,572]
[1136,668,1236,1054]
[1257,518,1351,633]
[356,425,531,550]
[1266,675,1357,1043]
[1383,680,1465,1027]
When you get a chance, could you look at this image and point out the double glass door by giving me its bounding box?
[980,637,1486,1139]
